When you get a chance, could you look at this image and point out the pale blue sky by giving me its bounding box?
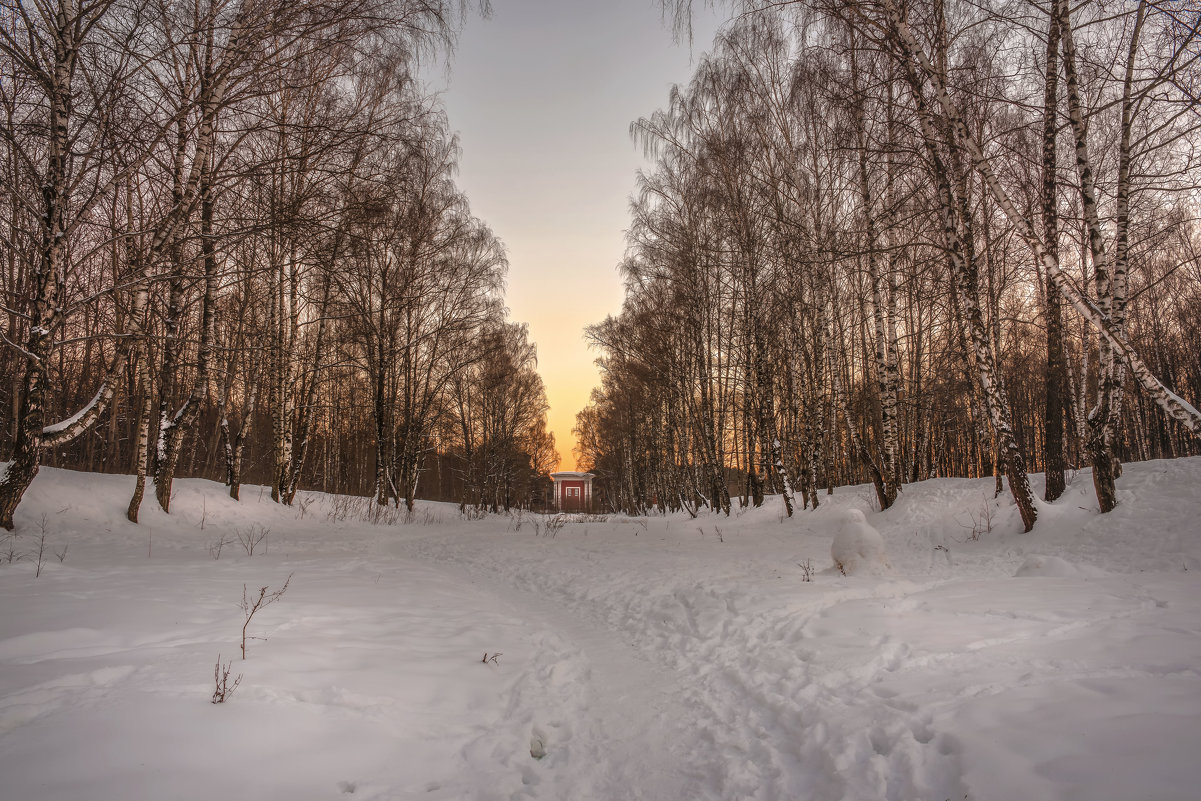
[425,0,726,468]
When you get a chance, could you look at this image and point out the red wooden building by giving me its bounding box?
[550,471,595,512]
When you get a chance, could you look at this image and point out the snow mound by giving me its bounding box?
[1014,554,1109,578]
[831,509,890,576]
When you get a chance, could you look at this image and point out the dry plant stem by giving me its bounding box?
[212,655,242,703]
[34,516,48,578]
[240,573,293,659]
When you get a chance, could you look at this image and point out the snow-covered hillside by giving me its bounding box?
[2,459,1200,800]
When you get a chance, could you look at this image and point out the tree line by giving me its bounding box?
[576,0,1201,525]
[0,0,557,529]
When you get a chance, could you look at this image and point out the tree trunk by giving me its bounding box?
[892,43,1038,530]
[1042,3,1067,502]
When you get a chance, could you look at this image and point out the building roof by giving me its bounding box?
[550,471,595,480]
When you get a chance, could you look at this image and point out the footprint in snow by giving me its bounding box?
[530,727,547,759]
[337,780,356,794]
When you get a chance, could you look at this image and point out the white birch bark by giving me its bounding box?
[875,0,1201,439]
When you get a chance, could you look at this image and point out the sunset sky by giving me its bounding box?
[426,1,725,470]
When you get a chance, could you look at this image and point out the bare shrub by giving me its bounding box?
[208,534,235,560]
[543,515,565,537]
[211,655,242,703]
[240,573,293,659]
[798,559,814,582]
[1,531,19,564]
[957,497,996,542]
[325,494,410,526]
[296,496,315,519]
[326,494,355,522]
[362,501,401,526]
[236,524,269,556]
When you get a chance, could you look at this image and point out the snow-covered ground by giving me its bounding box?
[2,458,1200,801]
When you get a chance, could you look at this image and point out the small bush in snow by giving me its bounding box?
[797,559,814,582]
[211,655,242,703]
[362,502,401,526]
[1,531,19,564]
[236,524,269,556]
[326,494,355,522]
[296,496,315,519]
[957,496,996,541]
[208,534,235,560]
[831,510,890,576]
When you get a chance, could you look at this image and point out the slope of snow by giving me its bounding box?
[2,458,1200,800]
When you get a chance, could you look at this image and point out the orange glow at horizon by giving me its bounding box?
[426,2,725,475]
[506,263,621,474]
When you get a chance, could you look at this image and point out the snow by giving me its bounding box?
[41,385,107,436]
[831,508,890,575]
[1163,387,1201,431]
[2,458,1200,800]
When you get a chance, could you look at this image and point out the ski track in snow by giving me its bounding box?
[1,458,1199,800]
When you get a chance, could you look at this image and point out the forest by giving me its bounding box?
[0,0,558,527]
[576,0,1201,528]
[2,0,1200,531]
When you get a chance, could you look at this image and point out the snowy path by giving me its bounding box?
[401,484,1201,801]
[390,536,696,800]
[1,461,1200,800]
[404,525,968,800]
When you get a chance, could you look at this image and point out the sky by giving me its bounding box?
[424,0,726,471]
